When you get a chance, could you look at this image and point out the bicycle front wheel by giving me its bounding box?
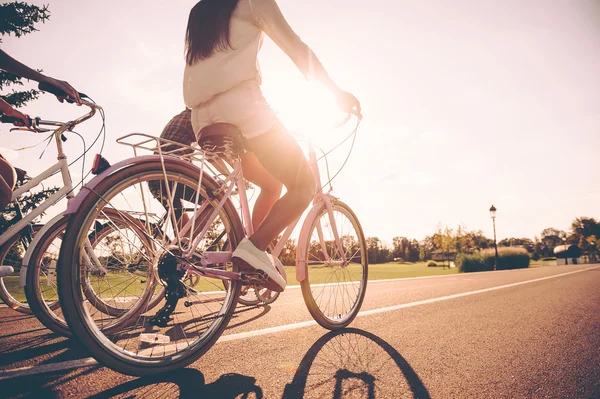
[299,199,368,330]
[0,225,40,314]
[26,211,155,337]
[24,217,71,336]
[58,159,243,376]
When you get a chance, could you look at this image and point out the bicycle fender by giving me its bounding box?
[20,214,66,287]
[64,155,200,216]
[295,200,328,283]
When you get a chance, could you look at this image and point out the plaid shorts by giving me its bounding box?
[160,109,196,155]
[149,109,197,212]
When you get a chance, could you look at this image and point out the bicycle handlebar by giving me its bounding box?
[1,102,101,136]
[1,82,98,132]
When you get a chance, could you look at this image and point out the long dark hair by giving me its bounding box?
[185,0,240,65]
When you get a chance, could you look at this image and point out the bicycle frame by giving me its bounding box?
[172,139,348,285]
[0,101,100,286]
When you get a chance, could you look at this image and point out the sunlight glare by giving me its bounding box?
[265,81,346,141]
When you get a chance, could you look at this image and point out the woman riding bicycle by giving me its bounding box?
[183,0,361,292]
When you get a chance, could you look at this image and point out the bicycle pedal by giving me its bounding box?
[241,270,268,285]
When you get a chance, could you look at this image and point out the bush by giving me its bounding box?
[457,247,530,273]
[427,261,438,267]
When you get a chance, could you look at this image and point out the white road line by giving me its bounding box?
[217,265,600,340]
[356,266,599,316]
[1,265,597,381]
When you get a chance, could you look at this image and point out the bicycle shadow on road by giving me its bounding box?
[87,368,263,399]
[0,334,65,365]
[0,313,36,324]
[0,367,96,399]
[225,304,271,330]
[159,304,271,337]
[283,328,431,399]
[0,327,89,369]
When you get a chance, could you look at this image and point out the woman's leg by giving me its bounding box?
[244,125,315,251]
[239,152,283,231]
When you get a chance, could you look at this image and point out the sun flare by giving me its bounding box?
[263,81,347,140]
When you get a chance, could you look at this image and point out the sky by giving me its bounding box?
[1,0,599,246]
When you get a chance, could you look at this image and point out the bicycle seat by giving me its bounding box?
[198,124,245,155]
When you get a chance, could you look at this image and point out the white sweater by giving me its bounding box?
[183,0,322,108]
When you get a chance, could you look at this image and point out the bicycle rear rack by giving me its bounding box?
[116,133,211,162]
[116,133,234,183]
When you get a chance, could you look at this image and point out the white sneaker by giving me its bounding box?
[0,266,14,278]
[232,238,286,292]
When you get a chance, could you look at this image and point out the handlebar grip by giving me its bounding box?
[38,82,87,103]
[0,114,32,125]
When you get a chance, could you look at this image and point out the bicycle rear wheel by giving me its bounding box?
[299,199,368,330]
[58,159,243,376]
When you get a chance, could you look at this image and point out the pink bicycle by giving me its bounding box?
[57,114,367,376]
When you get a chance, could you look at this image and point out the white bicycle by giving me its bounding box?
[0,83,155,337]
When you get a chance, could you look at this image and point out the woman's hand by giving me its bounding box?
[41,77,82,105]
[335,89,362,118]
[1,106,30,127]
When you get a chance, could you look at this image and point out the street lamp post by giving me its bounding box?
[562,232,568,265]
[490,205,499,271]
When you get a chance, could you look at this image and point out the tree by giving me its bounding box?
[392,236,409,260]
[366,237,393,264]
[540,227,565,257]
[419,246,425,262]
[455,224,476,254]
[341,234,360,263]
[498,237,534,252]
[0,2,51,108]
[571,217,600,239]
[0,180,59,234]
[531,236,544,261]
[280,238,296,266]
[570,217,600,262]
[420,236,434,260]
[468,230,493,250]
[0,2,58,233]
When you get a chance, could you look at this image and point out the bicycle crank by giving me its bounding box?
[240,270,269,286]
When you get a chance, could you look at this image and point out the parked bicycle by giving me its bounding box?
[0,84,155,337]
[0,82,101,328]
[57,112,367,375]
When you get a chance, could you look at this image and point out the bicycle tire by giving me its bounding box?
[80,209,157,318]
[25,210,154,337]
[24,217,71,336]
[58,159,243,375]
[0,225,40,314]
[299,199,368,330]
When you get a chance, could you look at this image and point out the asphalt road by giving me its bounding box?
[0,264,599,398]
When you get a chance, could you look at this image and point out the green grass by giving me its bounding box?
[2,276,27,304]
[2,262,459,305]
[283,261,458,284]
[530,259,558,268]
